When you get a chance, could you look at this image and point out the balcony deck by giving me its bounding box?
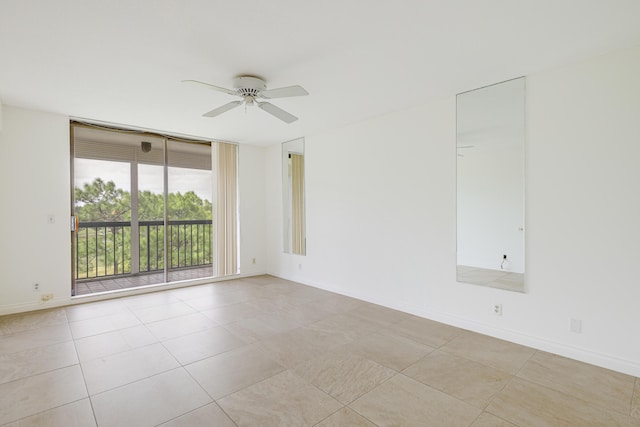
[74,266,214,296]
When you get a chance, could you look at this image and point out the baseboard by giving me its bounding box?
[0,271,269,316]
[0,297,72,316]
[270,272,640,378]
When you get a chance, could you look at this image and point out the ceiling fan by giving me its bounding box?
[183,76,308,124]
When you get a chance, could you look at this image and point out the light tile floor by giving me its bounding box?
[457,265,525,293]
[0,275,638,426]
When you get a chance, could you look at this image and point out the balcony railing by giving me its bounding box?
[75,219,213,280]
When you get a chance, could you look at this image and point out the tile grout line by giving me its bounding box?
[481,347,539,420]
[510,351,638,419]
[70,323,100,427]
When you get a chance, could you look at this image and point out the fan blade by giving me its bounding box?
[260,85,308,99]
[182,80,237,96]
[257,102,298,123]
[203,101,242,117]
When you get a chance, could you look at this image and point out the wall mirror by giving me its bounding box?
[456,77,525,292]
[282,138,306,255]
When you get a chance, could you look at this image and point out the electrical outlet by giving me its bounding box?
[570,318,582,334]
[252,258,256,264]
[41,293,54,302]
[494,303,502,316]
[33,283,40,292]
[298,264,302,270]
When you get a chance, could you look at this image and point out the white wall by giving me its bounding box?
[0,106,268,314]
[238,144,267,275]
[0,106,71,312]
[266,45,640,376]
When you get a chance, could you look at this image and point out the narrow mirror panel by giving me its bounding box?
[282,138,306,255]
[456,77,525,292]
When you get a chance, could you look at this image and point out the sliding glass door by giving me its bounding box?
[166,139,213,282]
[71,124,216,296]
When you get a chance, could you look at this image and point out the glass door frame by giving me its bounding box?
[70,121,214,296]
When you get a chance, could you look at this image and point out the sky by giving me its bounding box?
[74,158,212,202]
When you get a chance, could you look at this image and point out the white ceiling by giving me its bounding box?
[1,1,640,146]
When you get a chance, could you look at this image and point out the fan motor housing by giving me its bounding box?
[233,76,266,97]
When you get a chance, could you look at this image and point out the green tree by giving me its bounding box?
[75,178,131,222]
[138,190,164,220]
[168,191,212,220]
[74,178,213,279]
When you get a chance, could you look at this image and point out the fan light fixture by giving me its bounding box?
[182,76,308,124]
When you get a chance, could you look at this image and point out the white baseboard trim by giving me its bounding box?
[0,297,72,316]
[270,272,640,378]
[0,271,268,316]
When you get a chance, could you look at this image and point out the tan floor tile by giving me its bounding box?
[244,275,301,291]
[350,373,481,426]
[471,412,518,427]
[159,403,236,427]
[0,324,72,355]
[224,312,302,342]
[69,311,141,339]
[294,351,396,404]
[91,368,211,427]
[249,296,298,314]
[74,324,157,362]
[273,302,335,326]
[2,399,96,427]
[382,315,462,348]
[82,343,179,395]
[314,407,377,427]
[348,303,411,327]
[487,377,638,426]
[0,308,67,336]
[315,294,365,315]
[440,331,535,374]
[0,365,87,425]
[252,292,320,311]
[631,378,639,419]
[131,301,197,323]
[145,312,217,340]
[286,285,335,303]
[517,351,636,415]
[183,291,253,311]
[258,326,352,369]
[307,313,382,342]
[1,277,638,426]
[201,301,266,325]
[162,326,247,365]
[345,331,434,371]
[168,284,224,300]
[0,341,78,384]
[218,370,342,427]
[65,299,129,322]
[402,350,512,408]
[185,343,285,399]
[121,292,180,310]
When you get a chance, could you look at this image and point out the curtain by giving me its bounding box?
[291,153,306,255]
[215,142,238,276]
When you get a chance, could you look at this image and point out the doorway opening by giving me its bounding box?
[70,122,229,296]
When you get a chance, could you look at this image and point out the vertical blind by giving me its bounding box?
[291,153,306,255]
[215,142,238,275]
